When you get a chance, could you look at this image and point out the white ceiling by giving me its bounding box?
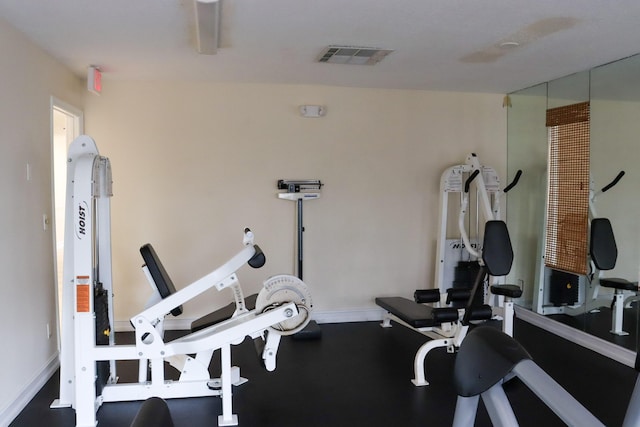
[2,0,640,94]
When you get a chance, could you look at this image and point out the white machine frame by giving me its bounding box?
[435,153,515,333]
[380,312,470,386]
[52,136,310,427]
[379,154,521,386]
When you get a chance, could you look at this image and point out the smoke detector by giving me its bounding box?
[317,45,393,65]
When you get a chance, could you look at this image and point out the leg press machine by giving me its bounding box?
[51,136,313,427]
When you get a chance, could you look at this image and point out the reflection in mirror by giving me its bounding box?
[506,82,547,310]
[507,56,640,359]
[534,71,591,333]
[591,55,640,352]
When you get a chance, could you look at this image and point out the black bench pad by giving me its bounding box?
[600,278,638,291]
[375,297,459,328]
[191,293,258,332]
[490,284,523,298]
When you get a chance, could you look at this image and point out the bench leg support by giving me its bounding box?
[411,338,449,386]
[611,291,629,336]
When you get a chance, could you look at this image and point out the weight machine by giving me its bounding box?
[376,153,522,386]
[432,153,522,331]
[52,136,313,427]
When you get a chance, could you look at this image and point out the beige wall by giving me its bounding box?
[0,16,506,421]
[84,81,506,324]
[0,17,83,423]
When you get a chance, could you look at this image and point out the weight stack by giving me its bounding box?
[452,261,483,307]
[95,283,111,396]
[549,270,579,306]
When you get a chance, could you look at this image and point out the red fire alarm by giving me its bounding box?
[88,66,102,95]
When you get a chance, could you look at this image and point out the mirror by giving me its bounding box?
[507,56,640,355]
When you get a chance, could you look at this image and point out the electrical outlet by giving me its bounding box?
[46,323,52,339]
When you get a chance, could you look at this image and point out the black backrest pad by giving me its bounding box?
[590,218,617,271]
[482,220,514,277]
[140,244,183,317]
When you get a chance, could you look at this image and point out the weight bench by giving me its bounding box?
[375,294,460,329]
[126,230,312,426]
[591,218,638,335]
[138,243,262,384]
[140,243,258,333]
[376,220,522,386]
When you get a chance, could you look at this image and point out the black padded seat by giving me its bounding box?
[454,326,531,397]
[600,277,638,291]
[191,293,258,332]
[375,297,459,328]
[490,284,523,298]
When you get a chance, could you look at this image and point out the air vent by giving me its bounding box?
[317,45,393,65]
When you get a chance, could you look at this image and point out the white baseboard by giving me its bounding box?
[0,352,60,427]
[313,307,385,324]
[114,308,386,332]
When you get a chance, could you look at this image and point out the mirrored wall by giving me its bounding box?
[507,54,640,356]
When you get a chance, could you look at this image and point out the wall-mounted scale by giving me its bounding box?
[277,179,323,339]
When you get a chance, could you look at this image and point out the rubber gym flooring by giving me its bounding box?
[10,319,637,427]
[549,302,640,352]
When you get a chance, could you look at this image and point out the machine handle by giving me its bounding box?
[601,171,625,193]
[248,245,266,269]
[464,170,481,193]
[504,170,522,193]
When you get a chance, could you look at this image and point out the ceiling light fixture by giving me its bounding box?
[499,41,520,49]
[194,0,220,55]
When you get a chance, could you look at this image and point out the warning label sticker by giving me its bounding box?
[76,276,90,312]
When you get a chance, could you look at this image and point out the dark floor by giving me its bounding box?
[549,302,640,352]
[10,319,637,427]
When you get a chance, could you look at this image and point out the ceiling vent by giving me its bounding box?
[317,46,393,65]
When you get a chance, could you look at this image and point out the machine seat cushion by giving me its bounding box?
[490,284,523,298]
[191,293,258,332]
[600,278,638,291]
[375,297,459,328]
[454,326,531,397]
